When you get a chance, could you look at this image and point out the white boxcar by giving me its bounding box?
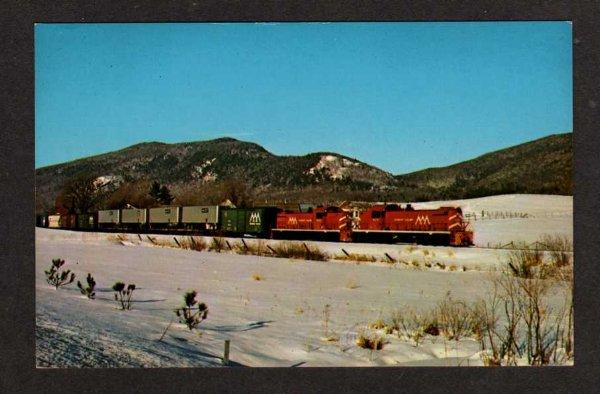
[48,215,61,228]
[149,206,180,224]
[121,208,147,224]
[181,206,220,225]
[98,209,120,224]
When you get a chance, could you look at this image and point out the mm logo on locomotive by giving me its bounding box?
[415,215,431,225]
[249,212,261,226]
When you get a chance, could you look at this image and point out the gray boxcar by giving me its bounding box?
[121,208,147,224]
[98,209,120,224]
[149,206,180,224]
[181,205,219,227]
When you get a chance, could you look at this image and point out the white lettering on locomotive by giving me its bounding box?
[249,212,261,226]
[288,217,298,225]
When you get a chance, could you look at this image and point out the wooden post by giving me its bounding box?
[241,239,249,251]
[226,240,232,250]
[384,253,396,263]
[173,237,181,247]
[341,248,350,257]
[223,339,230,366]
[303,242,311,259]
[267,245,277,255]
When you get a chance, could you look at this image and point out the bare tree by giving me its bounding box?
[56,173,111,214]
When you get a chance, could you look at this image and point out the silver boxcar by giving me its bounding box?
[98,209,120,224]
[121,208,147,224]
[181,205,219,226]
[149,206,180,224]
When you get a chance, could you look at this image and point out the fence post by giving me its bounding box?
[341,248,350,257]
[303,242,312,259]
[223,339,230,366]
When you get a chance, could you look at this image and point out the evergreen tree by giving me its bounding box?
[158,185,174,205]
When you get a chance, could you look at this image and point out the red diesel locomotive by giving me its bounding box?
[272,206,353,242]
[352,203,473,246]
[272,203,473,246]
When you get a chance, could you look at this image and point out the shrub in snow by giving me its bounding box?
[44,258,75,289]
[77,273,96,299]
[174,290,209,330]
[356,330,385,350]
[112,281,136,310]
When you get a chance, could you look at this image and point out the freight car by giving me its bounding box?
[181,205,220,230]
[220,207,278,238]
[352,203,473,246]
[272,205,352,242]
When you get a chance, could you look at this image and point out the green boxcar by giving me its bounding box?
[219,207,278,236]
[77,213,96,229]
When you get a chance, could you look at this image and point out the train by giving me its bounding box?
[36,203,474,246]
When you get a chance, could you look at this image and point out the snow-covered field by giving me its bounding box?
[36,194,572,367]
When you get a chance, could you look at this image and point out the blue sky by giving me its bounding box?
[35,22,572,173]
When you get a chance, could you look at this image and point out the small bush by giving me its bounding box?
[422,249,430,256]
[208,237,225,252]
[112,281,136,310]
[506,249,543,278]
[252,273,263,281]
[174,290,209,331]
[435,298,472,340]
[448,264,457,271]
[411,260,420,269]
[335,253,377,263]
[424,261,432,268]
[77,273,96,299]
[272,241,328,261]
[180,236,207,251]
[45,258,75,289]
[435,261,446,270]
[356,330,385,350]
[369,319,386,330]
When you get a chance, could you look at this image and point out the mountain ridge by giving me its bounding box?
[35,132,572,212]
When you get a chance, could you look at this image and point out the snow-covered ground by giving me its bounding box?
[36,194,572,367]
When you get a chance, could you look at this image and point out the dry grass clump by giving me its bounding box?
[368,318,387,330]
[446,249,456,258]
[421,248,430,256]
[389,308,435,346]
[435,297,472,340]
[448,264,457,272]
[345,278,359,289]
[251,273,263,281]
[411,260,420,269]
[356,330,385,350]
[233,239,268,255]
[179,236,207,251]
[405,244,418,253]
[506,235,573,281]
[271,241,328,261]
[335,253,377,263]
[208,237,226,252]
[435,261,446,270]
